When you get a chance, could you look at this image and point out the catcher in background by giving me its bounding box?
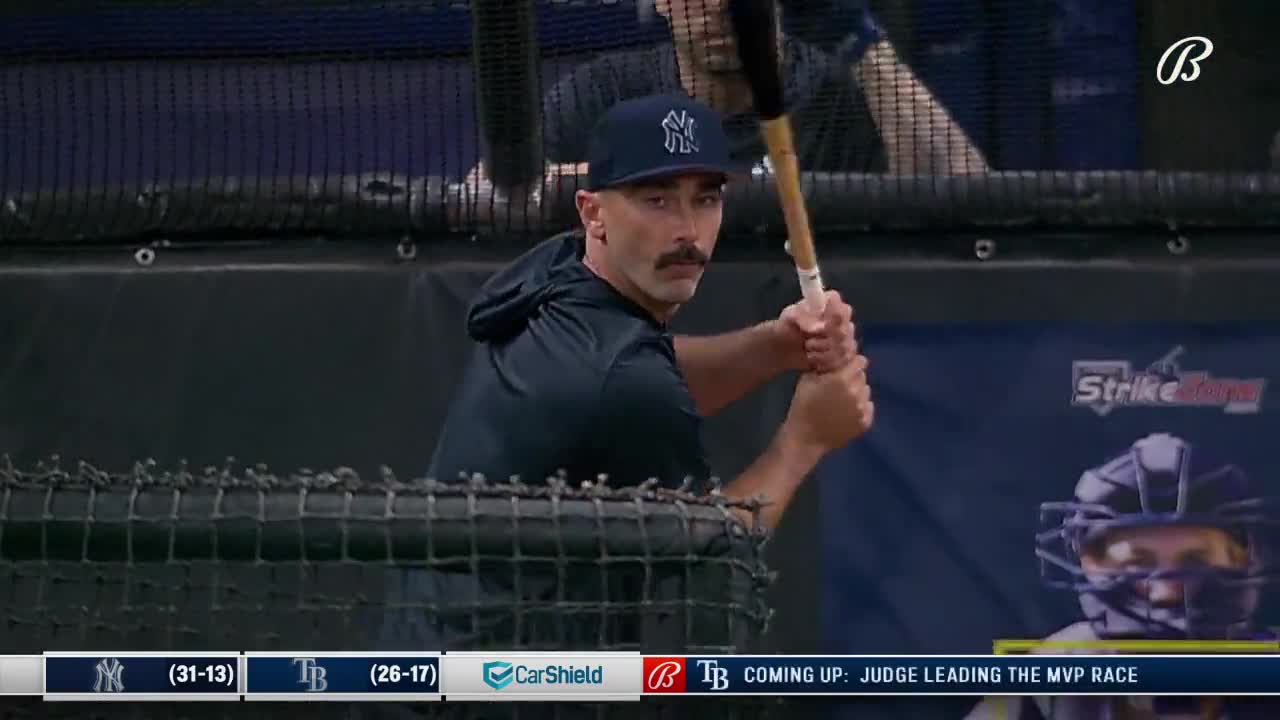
[965,433,1280,720]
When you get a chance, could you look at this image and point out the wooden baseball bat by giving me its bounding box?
[727,0,826,312]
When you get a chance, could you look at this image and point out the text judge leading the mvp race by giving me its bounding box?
[430,93,874,530]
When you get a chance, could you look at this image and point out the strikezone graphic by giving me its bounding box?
[642,657,686,693]
[1071,346,1266,416]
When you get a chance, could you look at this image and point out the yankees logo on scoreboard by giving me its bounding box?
[642,657,686,693]
[93,658,125,693]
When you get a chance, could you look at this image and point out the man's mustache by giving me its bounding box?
[655,246,709,269]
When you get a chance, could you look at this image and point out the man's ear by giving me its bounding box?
[576,190,607,242]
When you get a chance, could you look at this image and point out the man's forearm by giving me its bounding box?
[854,42,989,175]
[674,322,789,417]
[722,424,826,530]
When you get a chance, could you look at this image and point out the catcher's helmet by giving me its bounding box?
[1037,433,1279,639]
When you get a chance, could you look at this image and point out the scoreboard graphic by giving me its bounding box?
[0,651,1268,700]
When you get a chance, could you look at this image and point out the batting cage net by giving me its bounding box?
[0,458,773,719]
[2,0,1278,245]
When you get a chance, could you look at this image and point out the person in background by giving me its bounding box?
[965,433,1280,720]
[465,0,988,192]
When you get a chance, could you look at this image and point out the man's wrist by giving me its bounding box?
[760,319,803,372]
[772,421,828,476]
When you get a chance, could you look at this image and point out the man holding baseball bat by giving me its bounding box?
[430,93,873,530]
[377,94,866,692]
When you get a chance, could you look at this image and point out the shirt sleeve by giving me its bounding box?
[588,345,711,489]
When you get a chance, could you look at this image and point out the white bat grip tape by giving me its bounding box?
[797,266,825,311]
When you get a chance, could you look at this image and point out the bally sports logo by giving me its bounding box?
[1071,346,1266,416]
[643,657,686,693]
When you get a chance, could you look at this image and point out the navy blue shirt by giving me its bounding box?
[542,41,887,173]
[428,231,710,489]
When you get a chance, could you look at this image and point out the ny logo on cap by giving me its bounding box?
[661,110,699,155]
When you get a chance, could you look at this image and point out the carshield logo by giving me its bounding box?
[483,661,514,690]
[473,658,606,693]
[1071,346,1266,416]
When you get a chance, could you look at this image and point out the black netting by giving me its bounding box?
[0,458,776,719]
[2,0,1278,245]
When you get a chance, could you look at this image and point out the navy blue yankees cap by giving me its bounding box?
[585,94,748,191]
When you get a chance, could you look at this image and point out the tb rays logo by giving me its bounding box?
[1072,346,1266,416]
[292,658,328,692]
[1157,36,1213,85]
[1070,345,1269,415]
[661,110,699,155]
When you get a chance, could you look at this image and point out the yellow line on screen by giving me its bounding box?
[987,638,1280,720]
[993,638,1280,654]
